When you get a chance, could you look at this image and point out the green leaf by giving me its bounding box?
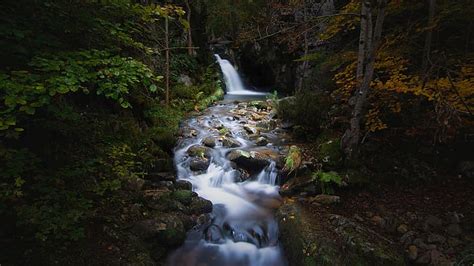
[149,84,157,92]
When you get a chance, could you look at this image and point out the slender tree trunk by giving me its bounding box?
[342,0,388,158]
[165,16,170,106]
[422,0,436,73]
[297,1,309,92]
[356,1,369,80]
[184,0,195,56]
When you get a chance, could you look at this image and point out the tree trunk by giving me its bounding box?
[184,0,195,56]
[356,1,369,80]
[342,0,388,158]
[297,1,309,92]
[165,15,170,106]
[422,0,436,73]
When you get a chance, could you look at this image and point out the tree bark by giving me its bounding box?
[184,0,195,56]
[342,0,388,158]
[356,1,369,80]
[422,0,436,73]
[297,0,309,92]
[165,15,170,106]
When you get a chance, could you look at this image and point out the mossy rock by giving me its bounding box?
[171,190,194,205]
[186,145,212,158]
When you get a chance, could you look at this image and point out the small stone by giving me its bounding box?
[397,224,409,234]
[256,137,268,146]
[311,194,340,205]
[407,245,418,260]
[423,215,443,232]
[427,233,446,244]
[174,180,192,190]
[446,223,462,236]
[202,136,216,148]
[371,215,386,227]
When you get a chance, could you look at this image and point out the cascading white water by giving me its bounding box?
[214,54,265,95]
[167,102,286,266]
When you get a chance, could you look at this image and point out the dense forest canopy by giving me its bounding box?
[0,0,473,265]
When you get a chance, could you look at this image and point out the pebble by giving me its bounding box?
[371,215,386,227]
[407,245,418,260]
[397,224,409,234]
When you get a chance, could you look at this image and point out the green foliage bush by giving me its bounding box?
[313,171,342,195]
[277,91,331,131]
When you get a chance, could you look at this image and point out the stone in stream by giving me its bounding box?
[256,136,268,146]
[202,136,216,148]
[222,137,241,148]
[186,144,212,158]
[227,148,277,173]
[243,125,259,135]
[189,157,210,172]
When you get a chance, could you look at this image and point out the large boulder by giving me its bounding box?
[189,157,210,172]
[227,148,278,173]
[187,145,212,158]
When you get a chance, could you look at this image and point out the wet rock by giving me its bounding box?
[205,224,225,244]
[407,245,418,260]
[187,145,212,158]
[188,197,213,215]
[174,180,192,190]
[250,113,263,121]
[423,215,443,232]
[202,136,216,148]
[256,136,268,146]
[397,224,409,234]
[227,149,276,173]
[446,223,462,236]
[243,125,258,135]
[427,233,446,244]
[311,194,340,205]
[222,137,240,148]
[189,157,210,171]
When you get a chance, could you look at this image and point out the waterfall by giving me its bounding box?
[214,54,265,95]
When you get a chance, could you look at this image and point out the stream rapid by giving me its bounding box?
[166,56,286,266]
